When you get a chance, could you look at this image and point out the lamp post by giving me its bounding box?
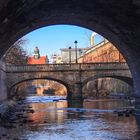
[69,46,72,64]
[74,40,78,63]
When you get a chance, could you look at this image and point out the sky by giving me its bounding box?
[23,25,104,58]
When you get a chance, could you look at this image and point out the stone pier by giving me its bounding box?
[70,82,83,102]
[0,61,7,101]
[135,97,140,115]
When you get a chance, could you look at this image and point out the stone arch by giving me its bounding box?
[82,73,133,98]
[0,1,138,69]
[8,77,70,97]
[83,73,133,88]
[1,1,140,113]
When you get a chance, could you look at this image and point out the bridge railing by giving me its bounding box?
[6,62,129,72]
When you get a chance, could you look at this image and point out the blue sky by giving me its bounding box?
[23,25,104,58]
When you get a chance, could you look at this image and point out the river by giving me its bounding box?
[0,96,140,140]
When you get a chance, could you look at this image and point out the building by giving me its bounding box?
[51,54,62,64]
[28,56,48,64]
[78,38,125,63]
[60,47,89,63]
[50,33,125,64]
[27,47,49,64]
[58,33,124,64]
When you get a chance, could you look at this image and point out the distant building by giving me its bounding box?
[60,47,88,63]
[28,56,48,64]
[78,35,125,63]
[51,54,56,64]
[50,53,62,64]
[51,33,124,64]
[56,55,62,64]
[33,46,40,59]
[27,47,49,64]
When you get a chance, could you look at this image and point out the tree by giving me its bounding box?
[43,88,55,95]
[3,39,28,64]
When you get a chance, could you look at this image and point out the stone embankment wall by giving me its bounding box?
[0,61,7,101]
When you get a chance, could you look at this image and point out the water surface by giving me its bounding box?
[0,96,139,140]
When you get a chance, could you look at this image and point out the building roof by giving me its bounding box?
[28,56,47,64]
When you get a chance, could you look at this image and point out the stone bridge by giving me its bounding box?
[6,62,132,100]
[1,0,140,113]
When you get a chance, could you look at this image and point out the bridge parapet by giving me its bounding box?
[6,62,129,72]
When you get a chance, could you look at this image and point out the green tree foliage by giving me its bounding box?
[4,39,28,64]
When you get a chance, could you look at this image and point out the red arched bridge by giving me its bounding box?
[6,62,132,101]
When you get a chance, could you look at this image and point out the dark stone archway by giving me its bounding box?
[8,77,70,96]
[1,0,140,113]
[83,75,133,88]
[8,77,70,98]
[82,75,133,98]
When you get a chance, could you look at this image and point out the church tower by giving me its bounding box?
[34,46,40,59]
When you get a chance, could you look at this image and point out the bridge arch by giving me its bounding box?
[1,1,140,112]
[83,73,133,88]
[0,1,139,72]
[8,77,70,97]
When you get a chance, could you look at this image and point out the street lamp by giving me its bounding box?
[74,40,78,63]
[69,46,72,64]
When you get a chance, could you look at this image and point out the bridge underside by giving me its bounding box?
[0,0,140,113]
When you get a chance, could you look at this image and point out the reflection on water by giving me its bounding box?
[83,99,131,109]
[0,97,140,140]
[28,101,68,124]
